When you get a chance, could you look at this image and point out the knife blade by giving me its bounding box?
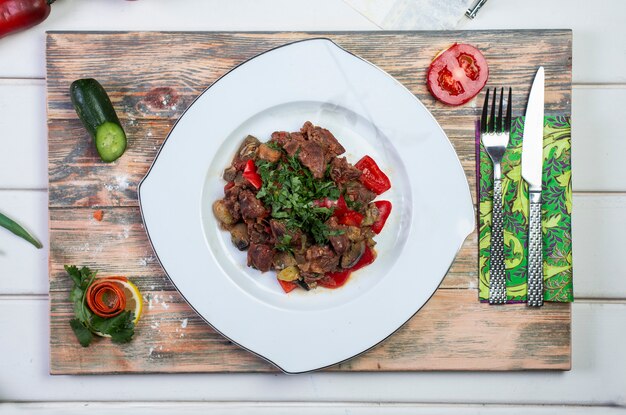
[522,67,545,191]
[522,67,545,307]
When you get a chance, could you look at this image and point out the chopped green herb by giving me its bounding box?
[256,154,341,244]
[266,141,282,151]
[276,234,293,252]
[345,198,364,212]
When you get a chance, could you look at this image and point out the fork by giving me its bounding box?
[481,87,512,305]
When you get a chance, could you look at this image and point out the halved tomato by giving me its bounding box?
[427,43,489,106]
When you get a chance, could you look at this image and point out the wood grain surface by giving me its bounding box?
[47,31,572,374]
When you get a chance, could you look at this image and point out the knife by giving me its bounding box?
[521,67,545,307]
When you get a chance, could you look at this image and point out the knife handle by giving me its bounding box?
[527,192,544,307]
[489,177,507,304]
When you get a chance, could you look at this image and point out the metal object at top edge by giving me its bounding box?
[466,0,489,19]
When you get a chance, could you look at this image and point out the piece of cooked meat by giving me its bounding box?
[239,189,266,220]
[248,221,271,244]
[329,156,361,184]
[298,140,325,178]
[232,170,244,186]
[302,271,324,285]
[325,217,349,255]
[269,219,287,240]
[222,166,238,182]
[223,185,242,222]
[344,181,376,210]
[301,121,345,159]
[304,245,339,274]
[269,219,302,246]
[247,243,274,272]
[282,133,306,156]
[290,132,305,141]
[269,131,291,148]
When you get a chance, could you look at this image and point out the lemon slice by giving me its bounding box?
[93,278,143,337]
[115,279,144,324]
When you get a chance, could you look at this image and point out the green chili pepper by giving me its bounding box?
[0,212,42,249]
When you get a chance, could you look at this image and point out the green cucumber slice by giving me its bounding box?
[95,121,127,162]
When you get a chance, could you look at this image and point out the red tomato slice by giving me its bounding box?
[427,43,489,106]
[317,270,347,289]
[278,279,298,293]
[338,210,364,227]
[242,159,262,189]
[371,200,392,234]
[354,155,391,195]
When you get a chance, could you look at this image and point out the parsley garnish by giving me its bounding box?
[276,234,293,252]
[66,265,135,347]
[345,198,364,212]
[266,141,282,151]
[256,152,341,245]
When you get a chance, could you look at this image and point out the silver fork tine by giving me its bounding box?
[489,88,497,132]
[497,87,504,132]
[505,87,512,132]
[481,88,490,133]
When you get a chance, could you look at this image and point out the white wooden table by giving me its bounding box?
[1,0,625,413]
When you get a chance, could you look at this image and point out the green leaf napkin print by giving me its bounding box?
[478,116,573,302]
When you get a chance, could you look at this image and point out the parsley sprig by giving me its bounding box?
[255,152,341,245]
[66,265,135,347]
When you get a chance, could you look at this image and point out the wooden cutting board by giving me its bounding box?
[47,30,572,374]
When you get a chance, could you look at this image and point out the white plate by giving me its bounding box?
[138,38,475,374]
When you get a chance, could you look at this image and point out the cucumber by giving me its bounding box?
[70,78,127,162]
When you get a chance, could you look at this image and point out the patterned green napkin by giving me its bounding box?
[478,116,573,302]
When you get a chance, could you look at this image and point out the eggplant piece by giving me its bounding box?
[273,251,297,270]
[302,271,324,283]
[296,279,311,291]
[362,228,376,240]
[329,233,349,255]
[223,166,237,182]
[341,240,366,269]
[361,203,380,227]
[229,223,249,251]
[212,200,235,226]
[345,226,362,242]
[238,135,260,160]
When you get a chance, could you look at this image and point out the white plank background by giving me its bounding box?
[0,0,625,412]
[1,403,626,415]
